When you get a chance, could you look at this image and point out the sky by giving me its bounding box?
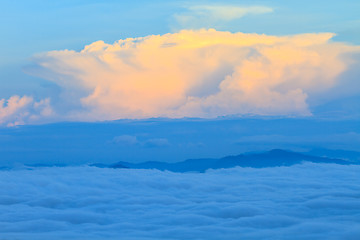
[1,118,359,165]
[0,0,359,165]
[0,0,360,126]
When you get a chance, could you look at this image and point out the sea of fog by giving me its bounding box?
[1,163,360,240]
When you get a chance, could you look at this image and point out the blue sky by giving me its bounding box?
[1,118,359,165]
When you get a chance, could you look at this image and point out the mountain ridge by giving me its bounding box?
[96,149,355,172]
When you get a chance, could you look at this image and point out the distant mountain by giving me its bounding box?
[101,149,355,172]
[90,163,129,169]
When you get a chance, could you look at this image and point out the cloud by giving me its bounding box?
[27,29,360,122]
[143,138,170,148]
[0,95,53,127]
[112,135,170,148]
[0,163,359,239]
[112,135,139,146]
[173,5,273,29]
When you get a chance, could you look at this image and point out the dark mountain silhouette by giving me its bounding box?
[90,163,129,169]
[103,149,354,172]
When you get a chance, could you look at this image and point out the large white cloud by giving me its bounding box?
[27,29,359,121]
[0,163,359,239]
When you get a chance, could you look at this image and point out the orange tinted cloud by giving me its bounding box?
[27,29,359,121]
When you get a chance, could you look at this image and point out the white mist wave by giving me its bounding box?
[0,163,360,239]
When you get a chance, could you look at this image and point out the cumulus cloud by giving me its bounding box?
[112,135,170,148]
[112,135,139,146]
[143,138,170,148]
[0,163,359,239]
[173,5,273,29]
[27,29,360,121]
[0,95,53,126]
